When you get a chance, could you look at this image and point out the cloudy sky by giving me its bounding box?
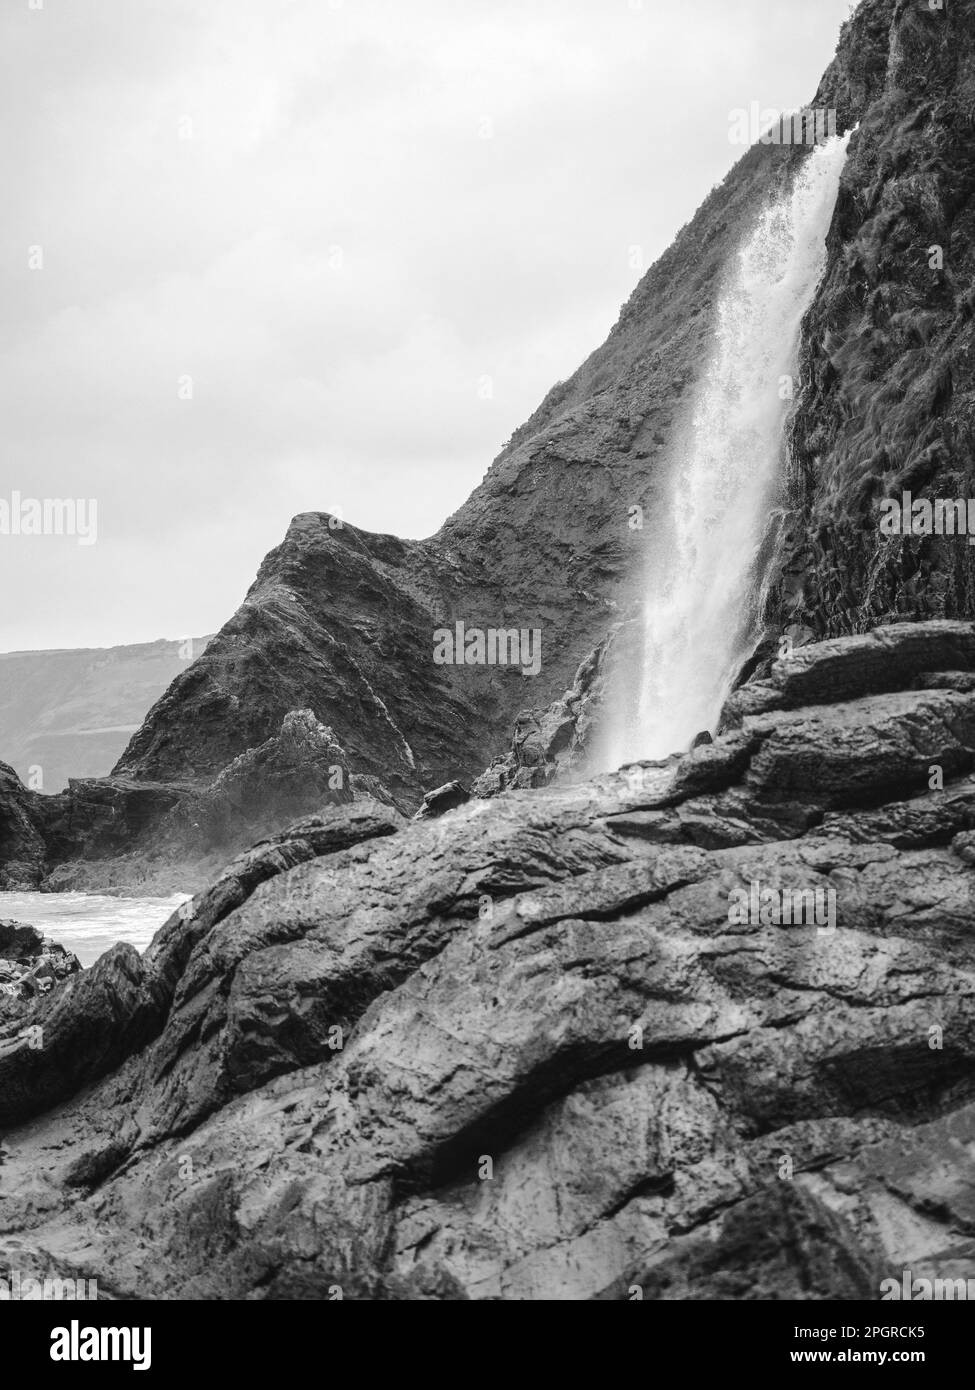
[1,0,854,651]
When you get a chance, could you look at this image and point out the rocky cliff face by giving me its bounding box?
[0,761,46,889]
[766,0,975,635]
[6,0,967,887]
[2,622,974,1299]
[51,96,840,818]
[111,134,779,812]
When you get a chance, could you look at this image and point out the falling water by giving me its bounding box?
[611,132,850,765]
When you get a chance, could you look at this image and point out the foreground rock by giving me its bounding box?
[0,800,402,1122]
[0,621,974,1300]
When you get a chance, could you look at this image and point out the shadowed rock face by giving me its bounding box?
[1,622,974,1300]
[765,0,975,635]
[471,619,644,795]
[0,711,402,897]
[0,800,403,1124]
[0,761,46,889]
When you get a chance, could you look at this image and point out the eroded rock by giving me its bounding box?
[0,622,974,1300]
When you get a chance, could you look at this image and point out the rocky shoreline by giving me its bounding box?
[0,621,973,1298]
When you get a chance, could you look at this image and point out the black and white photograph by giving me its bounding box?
[1,0,973,1359]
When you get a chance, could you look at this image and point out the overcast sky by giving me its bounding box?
[1,0,854,652]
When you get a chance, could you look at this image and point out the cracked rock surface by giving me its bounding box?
[1,622,974,1300]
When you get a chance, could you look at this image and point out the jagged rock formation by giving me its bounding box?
[1,622,974,1298]
[163,709,354,852]
[765,0,975,635]
[0,761,46,889]
[413,781,470,821]
[0,801,402,1120]
[472,621,640,795]
[30,712,403,895]
[3,0,975,1306]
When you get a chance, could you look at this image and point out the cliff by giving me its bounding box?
[767,0,975,633]
[102,91,850,810]
[4,0,975,890]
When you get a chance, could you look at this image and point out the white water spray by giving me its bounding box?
[610,133,850,765]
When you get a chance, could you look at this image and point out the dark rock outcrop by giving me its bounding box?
[413,782,470,820]
[0,761,46,888]
[472,621,640,795]
[162,709,354,854]
[765,0,975,636]
[0,798,401,1123]
[5,712,402,896]
[1,622,974,1300]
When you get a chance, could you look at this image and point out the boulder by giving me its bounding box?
[413,782,470,820]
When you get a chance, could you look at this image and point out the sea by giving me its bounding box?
[0,891,190,968]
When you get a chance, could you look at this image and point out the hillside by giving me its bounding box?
[0,638,210,792]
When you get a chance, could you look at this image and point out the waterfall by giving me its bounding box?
[609,131,850,766]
